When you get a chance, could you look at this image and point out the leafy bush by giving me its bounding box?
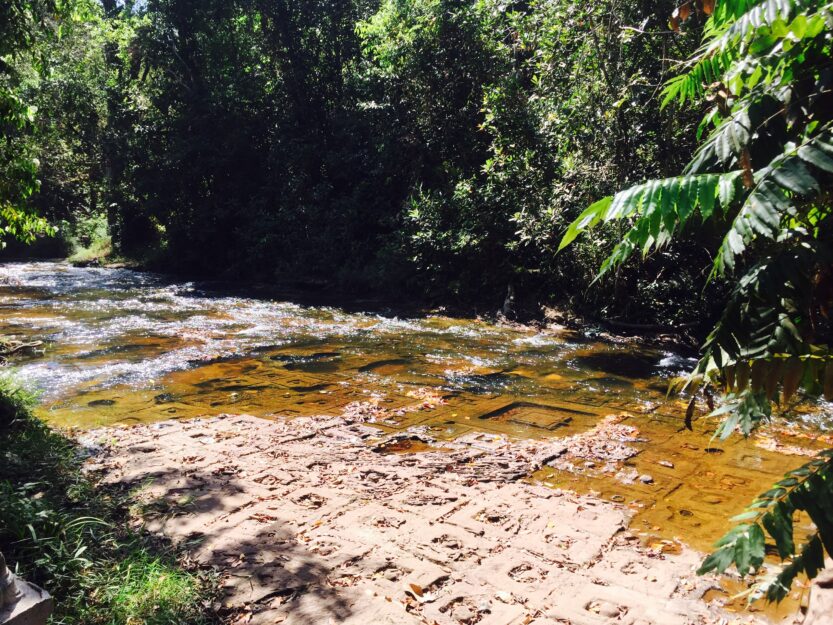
[561,0,833,600]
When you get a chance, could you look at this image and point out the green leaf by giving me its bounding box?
[771,160,819,195]
[698,545,735,575]
[762,502,795,559]
[699,176,718,219]
[789,14,807,39]
[798,144,833,173]
[748,523,766,571]
[558,196,612,251]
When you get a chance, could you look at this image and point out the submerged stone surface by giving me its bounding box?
[86,414,775,625]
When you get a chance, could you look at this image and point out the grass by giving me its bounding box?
[0,372,216,625]
[0,370,38,426]
[67,235,113,266]
[90,554,209,625]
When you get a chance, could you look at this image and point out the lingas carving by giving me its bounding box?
[0,553,19,609]
[0,551,53,625]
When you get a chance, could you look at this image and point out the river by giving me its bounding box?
[0,260,827,587]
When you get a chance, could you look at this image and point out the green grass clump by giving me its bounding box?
[0,373,216,625]
[67,236,113,266]
[87,554,208,625]
[0,370,37,428]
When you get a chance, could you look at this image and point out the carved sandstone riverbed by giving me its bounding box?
[1,261,830,621]
[86,413,764,625]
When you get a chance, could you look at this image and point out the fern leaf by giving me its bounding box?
[557,196,611,251]
[713,131,833,275]
[706,0,810,55]
[667,0,820,108]
[560,172,742,272]
[699,452,833,602]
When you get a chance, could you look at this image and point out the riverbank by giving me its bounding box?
[84,412,788,625]
[0,377,216,625]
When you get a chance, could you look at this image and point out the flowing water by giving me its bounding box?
[2,261,831,615]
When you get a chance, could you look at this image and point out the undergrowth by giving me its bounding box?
[0,372,216,625]
[67,237,113,266]
[65,214,113,267]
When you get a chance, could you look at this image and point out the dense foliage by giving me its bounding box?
[562,0,833,600]
[2,0,833,604]
[2,0,720,323]
[0,0,56,245]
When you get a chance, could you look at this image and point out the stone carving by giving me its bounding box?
[0,551,52,625]
[0,553,18,607]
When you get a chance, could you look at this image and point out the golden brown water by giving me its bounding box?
[2,261,831,618]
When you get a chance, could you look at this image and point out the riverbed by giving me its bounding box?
[1,260,827,622]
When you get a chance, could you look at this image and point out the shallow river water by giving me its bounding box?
[1,261,829,614]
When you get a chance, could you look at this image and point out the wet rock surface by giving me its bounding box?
[86,414,772,625]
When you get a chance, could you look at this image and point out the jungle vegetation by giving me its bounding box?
[1,0,832,605]
[562,0,833,602]
[2,0,710,322]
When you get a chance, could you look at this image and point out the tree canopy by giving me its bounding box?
[3,0,710,319]
[0,0,56,245]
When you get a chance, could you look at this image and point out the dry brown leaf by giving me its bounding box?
[740,149,755,188]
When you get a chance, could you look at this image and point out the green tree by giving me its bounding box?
[23,0,109,234]
[0,0,55,245]
[360,0,705,310]
[560,0,833,600]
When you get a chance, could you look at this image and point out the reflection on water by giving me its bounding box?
[0,260,829,602]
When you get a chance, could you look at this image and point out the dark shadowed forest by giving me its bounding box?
[5,0,720,324]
